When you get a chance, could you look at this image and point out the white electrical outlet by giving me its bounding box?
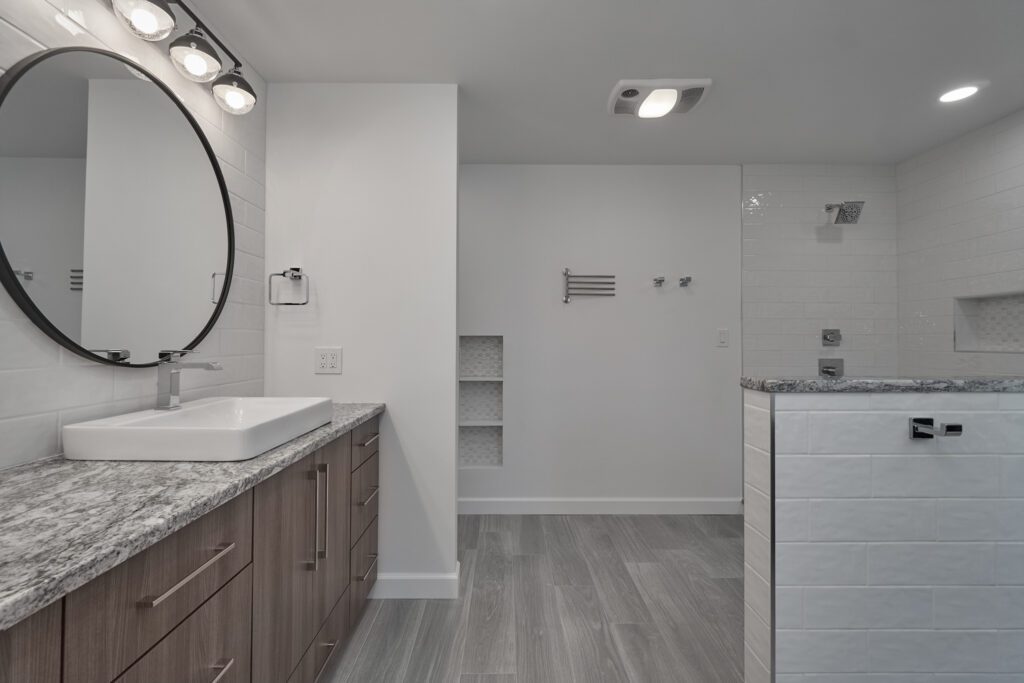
[314,347,343,374]
[716,328,730,347]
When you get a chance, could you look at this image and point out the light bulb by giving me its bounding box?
[939,85,980,103]
[111,0,175,41]
[224,90,245,110]
[638,89,679,119]
[183,53,208,77]
[129,7,158,35]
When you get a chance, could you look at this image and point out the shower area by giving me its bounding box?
[741,109,1024,680]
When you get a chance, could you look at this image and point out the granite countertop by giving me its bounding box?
[741,376,1024,393]
[0,402,384,631]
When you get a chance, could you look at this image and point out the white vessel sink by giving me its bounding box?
[63,397,334,462]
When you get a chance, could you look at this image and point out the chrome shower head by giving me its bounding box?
[825,201,865,225]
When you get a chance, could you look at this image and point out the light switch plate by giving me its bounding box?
[716,328,730,347]
[314,347,342,374]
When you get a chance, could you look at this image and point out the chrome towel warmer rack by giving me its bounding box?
[563,268,615,303]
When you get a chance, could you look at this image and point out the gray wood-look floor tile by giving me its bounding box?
[332,599,425,682]
[610,622,687,683]
[513,553,574,683]
[402,551,477,683]
[331,514,744,683]
[540,516,594,587]
[462,578,516,675]
[556,584,630,683]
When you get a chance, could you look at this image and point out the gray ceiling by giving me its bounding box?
[195,0,1024,165]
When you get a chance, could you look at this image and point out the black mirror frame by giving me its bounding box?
[0,47,234,368]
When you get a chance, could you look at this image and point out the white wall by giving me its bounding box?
[265,83,459,598]
[0,157,85,337]
[742,164,900,378]
[0,2,267,470]
[772,391,1024,678]
[898,107,1024,376]
[458,165,742,514]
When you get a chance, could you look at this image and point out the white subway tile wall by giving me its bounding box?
[743,389,773,683]
[773,392,1024,676]
[0,0,266,469]
[898,107,1024,376]
[742,164,900,378]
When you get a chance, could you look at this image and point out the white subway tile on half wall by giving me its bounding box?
[771,391,1024,677]
[0,1,266,469]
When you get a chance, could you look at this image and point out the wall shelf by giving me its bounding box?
[955,292,1024,353]
[458,336,503,467]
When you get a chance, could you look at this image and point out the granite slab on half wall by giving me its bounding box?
[740,376,1024,682]
[0,402,384,632]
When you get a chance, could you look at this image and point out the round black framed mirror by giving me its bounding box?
[0,47,233,367]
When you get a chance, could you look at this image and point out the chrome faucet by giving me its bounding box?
[156,350,222,410]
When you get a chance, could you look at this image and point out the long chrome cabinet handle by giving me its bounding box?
[314,641,339,681]
[359,486,379,507]
[318,463,330,560]
[360,434,379,449]
[311,466,323,571]
[138,543,236,608]
[209,658,234,683]
[358,554,378,582]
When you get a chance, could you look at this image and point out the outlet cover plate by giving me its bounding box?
[314,347,342,374]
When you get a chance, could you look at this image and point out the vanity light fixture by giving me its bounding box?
[212,68,257,115]
[939,85,980,103]
[112,0,176,41]
[169,28,221,83]
[111,0,258,115]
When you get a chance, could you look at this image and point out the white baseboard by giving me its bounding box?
[458,497,743,515]
[369,562,461,599]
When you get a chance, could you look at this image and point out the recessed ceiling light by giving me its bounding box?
[608,79,712,119]
[939,85,980,103]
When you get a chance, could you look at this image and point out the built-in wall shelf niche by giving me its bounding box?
[955,293,1024,353]
[459,336,503,467]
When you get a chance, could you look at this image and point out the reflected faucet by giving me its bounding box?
[156,350,223,410]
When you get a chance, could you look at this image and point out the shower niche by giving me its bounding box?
[458,335,503,467]
[955,292,1024,353]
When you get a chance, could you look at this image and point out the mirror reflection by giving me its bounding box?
[0,50,231,366]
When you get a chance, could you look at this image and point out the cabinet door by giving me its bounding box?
[253,454,319,683]
[0,601,61,683]
[314,432,352,628]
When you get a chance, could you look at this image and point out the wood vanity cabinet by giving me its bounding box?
[64,491,253,683]
[0,601,61,683]
[252,432,353,683]
[1,414,381,683]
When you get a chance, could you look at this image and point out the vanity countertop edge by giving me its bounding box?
[740,376,1024,393]
[0,401,385,631]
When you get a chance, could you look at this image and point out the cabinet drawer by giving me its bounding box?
[113,565,252,683]
[351,417,380,470]
[350,517,378,625]
[65,491,253,683]
[287,590,351,683]
[350,452,378,545]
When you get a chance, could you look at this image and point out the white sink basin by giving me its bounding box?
[63,397,334,462]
